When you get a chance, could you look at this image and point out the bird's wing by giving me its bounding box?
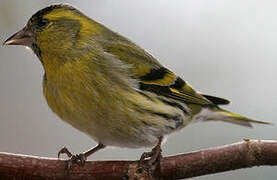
[104,41,223,106]
[201,94,230,105]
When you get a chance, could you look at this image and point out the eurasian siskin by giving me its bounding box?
[3,4,270,164]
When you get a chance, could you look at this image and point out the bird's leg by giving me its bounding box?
[140,136,163,165]
[58,143,105,170]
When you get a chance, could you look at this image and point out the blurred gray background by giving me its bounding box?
[0,0,277,179]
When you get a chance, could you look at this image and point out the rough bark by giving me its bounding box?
[0,139,277,180]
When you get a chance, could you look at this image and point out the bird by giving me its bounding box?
[3,4,270,166]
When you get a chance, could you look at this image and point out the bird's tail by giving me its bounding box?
[206,108,272,127]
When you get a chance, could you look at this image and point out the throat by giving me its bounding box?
[41,53,67,81]
[32,43,43,64]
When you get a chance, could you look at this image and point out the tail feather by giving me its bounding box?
[216,109,272,128]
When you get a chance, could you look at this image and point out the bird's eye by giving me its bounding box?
[37,18,49,28]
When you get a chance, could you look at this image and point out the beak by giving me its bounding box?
[3,27,33,47]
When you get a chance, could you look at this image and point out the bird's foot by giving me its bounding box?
[57,143,106,176]
[127,137,163,179]
[58,146,87,176]
[139,144,162,166]
[139,136,163,166]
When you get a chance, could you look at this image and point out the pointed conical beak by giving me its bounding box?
[3,27,33,47]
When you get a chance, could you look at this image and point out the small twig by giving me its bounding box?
[0,139,277,180]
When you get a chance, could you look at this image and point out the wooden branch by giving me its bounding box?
[0,139,277,180]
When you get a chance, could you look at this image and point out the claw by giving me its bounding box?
[66,159,72,176]
[139,137,163,165]
[139,152,153,162]
[58,146,73,159]
[78,153,86,166]
[135,137,163,179]
[57,143,106,176]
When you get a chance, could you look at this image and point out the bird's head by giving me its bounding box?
[3,4,99,61]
